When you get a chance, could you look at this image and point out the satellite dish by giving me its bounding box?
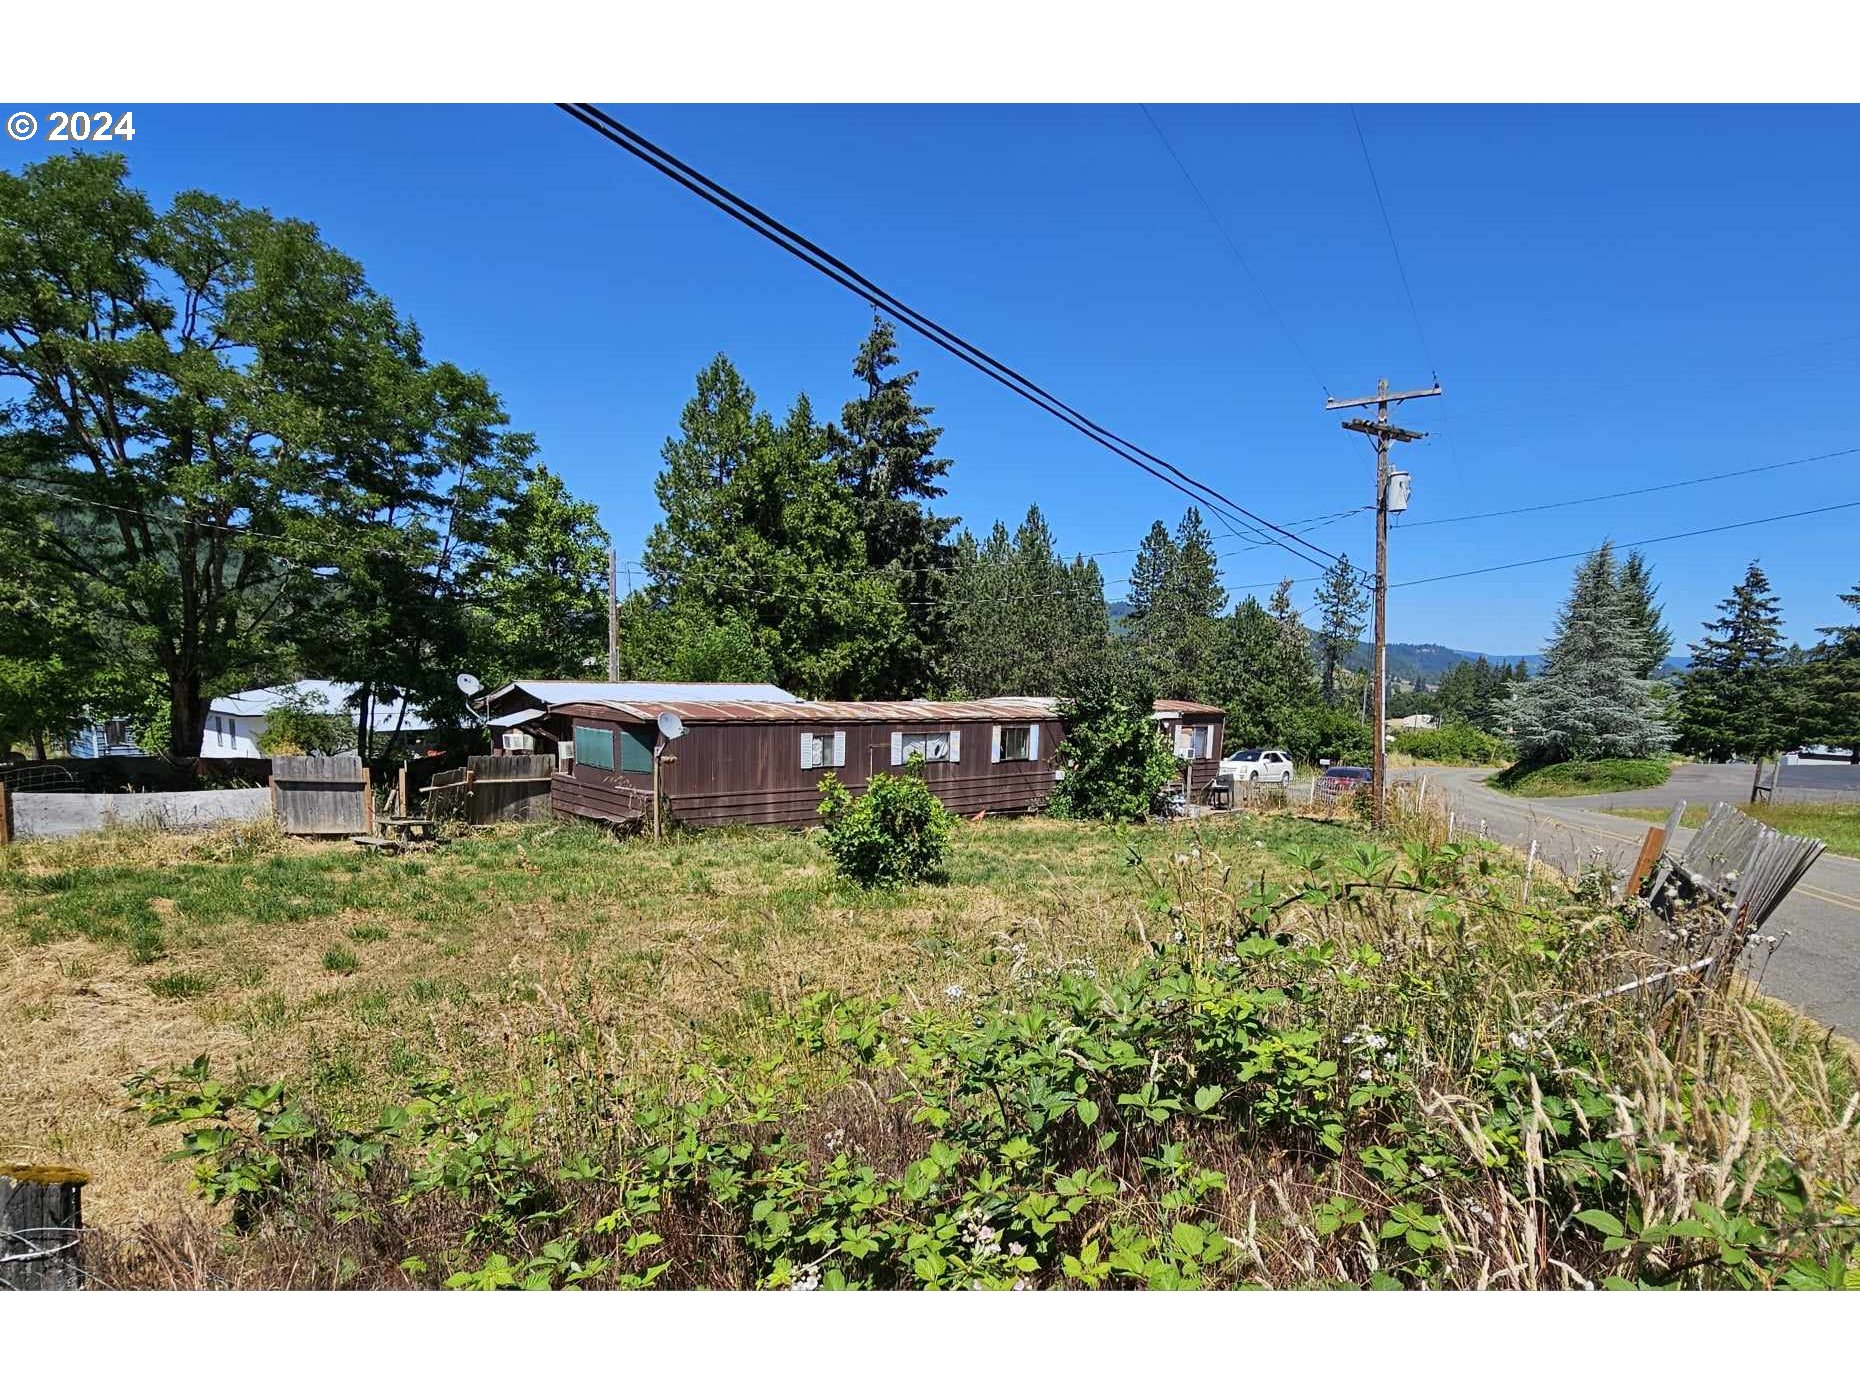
[456,673,482,697]
[656,711,685,742]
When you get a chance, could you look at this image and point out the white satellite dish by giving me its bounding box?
[456,673,482,697]
[656,711,685,742]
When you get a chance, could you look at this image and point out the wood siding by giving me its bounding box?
[548,714,1065,830]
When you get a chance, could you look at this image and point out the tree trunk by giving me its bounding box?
[32,729,47,762]
[168,667,207,768]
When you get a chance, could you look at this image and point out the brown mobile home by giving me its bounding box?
[1155,700,1226,796]
[532,693,1225,832]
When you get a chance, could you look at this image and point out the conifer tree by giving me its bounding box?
[1675,560,1790,761]
[1314,555,1367,705]
[1617,550,1673,678]
[640,356,903,698]
[826,317,958,694]
[1802,579,1860,757]
[1267,578,1319,706]
[1503,543,1672,761]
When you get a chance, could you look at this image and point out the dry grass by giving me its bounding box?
[1,812,1364,1230]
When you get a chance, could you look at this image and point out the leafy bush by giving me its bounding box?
[255,690,355,757]
[1281,703,1373,767]
[1491,757,1672,797]
[1049,688,1178,821]
[816,755,955,888]
[1392,722,1513,765]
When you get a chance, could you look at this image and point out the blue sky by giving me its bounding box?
[8,103,1859,654]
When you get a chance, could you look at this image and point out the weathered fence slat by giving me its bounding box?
[270,755,370,835]
[2,1164,88,1291]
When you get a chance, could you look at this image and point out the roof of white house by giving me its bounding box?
[484,679,801,707]
[210,680,428,731]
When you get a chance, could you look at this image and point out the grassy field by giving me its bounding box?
[0,813,1361,1231]
[1605,802,1860,859]
[1489,757,1673,797]
[6,807,1855,1290]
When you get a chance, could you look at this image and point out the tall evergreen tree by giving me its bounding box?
[1617,550,1673,678]
[1314,554,1367,705]
[1802,579,1860,757]
[1675,560,1790,761]
[1503,543,1672,761]
[943,507,1110,699]
[1126,509,1226,699]
[1267,578,1319,706]
[826,317,958,694]
[1209,596,1295,748]
[640,356,904,699]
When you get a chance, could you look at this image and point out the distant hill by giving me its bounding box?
[1348,642,1542,688]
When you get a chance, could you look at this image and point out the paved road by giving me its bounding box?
[1421,767,1860,1040]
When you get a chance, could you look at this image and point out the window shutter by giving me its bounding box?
[991,726,1002,764]
[1028,724,1041,761]
[832,731,845,767]
[948,730,961,763]
[800,732,815,770]
[890,731,903,765]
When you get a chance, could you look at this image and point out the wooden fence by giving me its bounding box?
[270,755,373,836]
[422,754,556,825]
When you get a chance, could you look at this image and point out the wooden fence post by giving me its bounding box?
[397,765,410,820]
[1522,840,1538,904]
[0,778,11,845]
[361,766,375,834]
[1,1164,88,1290]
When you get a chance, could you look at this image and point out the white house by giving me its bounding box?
[203,681,430,758]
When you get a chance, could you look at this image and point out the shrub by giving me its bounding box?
[816,755,955,888]
[1049,689,1178,821]
[1281,703,1374,767]
[1392,723,1513,765]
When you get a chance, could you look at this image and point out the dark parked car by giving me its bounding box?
[1317,765,1372,799]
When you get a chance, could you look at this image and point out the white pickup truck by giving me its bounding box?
[1220,748,1296,787]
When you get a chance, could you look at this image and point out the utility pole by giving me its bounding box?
[607,547,621,682]
[1327,378,1440,827]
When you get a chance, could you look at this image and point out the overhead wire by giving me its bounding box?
[1392,445,1860,531]
[1138,104,1331,400]
[1390,499,1860,590]
[1348,105,1438,383]
[555,102,1359,579]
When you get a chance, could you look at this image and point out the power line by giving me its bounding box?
[1393,445,1860,531]
[555,102,1357,579]
[1138,105,1331,399]
[1391,498,1860,590]
[1348,105,1438,383]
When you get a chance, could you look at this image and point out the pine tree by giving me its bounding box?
[1126,521,1179,627]
[1675,560,1790,761]
[1617,550,1673,678]
[943,508,1109,699]
[641,357,904,699]
[1127,509,1227,700]
[1802,579,1860,757]
[1314,555,1367,705]
[1209,596,1293,748]
[1503,543,1672,761]
[1267,578,1319,706]
[826,317,958,694]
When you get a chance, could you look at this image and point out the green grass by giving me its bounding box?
[1488,757,1672,798]
[1606,801,1860,858]
[148,971,212,1000]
